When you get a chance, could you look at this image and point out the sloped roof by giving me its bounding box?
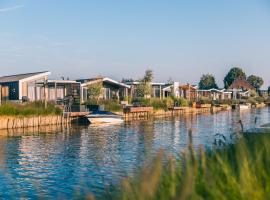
[179,84,197,90]
[228,78,254,90]
[0,71,50,83]
[124,81,166,86]
[80,77,130,88]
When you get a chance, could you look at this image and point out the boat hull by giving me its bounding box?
[239,105,250,110]
[87,114,124,124]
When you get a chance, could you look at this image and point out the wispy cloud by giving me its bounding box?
[0,5,24,13]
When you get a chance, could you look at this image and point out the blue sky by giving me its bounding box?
[0,0,270,88]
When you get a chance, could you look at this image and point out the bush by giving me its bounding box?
[255,96,265,104]
[150,98,168,110]
[132,97,189,110]
[171,96,189,107]
[132,98,151,107]
[84,99,122,112]
[197,97,212,105]
[0,101,62,116]
[102,100,122,112]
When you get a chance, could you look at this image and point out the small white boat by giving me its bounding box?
[239,104,250,110]
[86,111,124,124]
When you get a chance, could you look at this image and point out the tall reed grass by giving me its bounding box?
[0,101,62,116]
[105,133,270,200]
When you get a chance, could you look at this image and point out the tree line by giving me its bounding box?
[199,67,264,91]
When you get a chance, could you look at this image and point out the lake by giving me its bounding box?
[0,107,269,199]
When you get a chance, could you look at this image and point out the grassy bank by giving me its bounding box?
[84,97,190,112]
[0,101,62,116]
[105,133,270,200]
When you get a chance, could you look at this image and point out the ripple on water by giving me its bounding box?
[0,107,270,198]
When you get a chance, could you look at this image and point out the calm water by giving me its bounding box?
[0,107,270,199]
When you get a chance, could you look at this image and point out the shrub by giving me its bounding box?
[0,101,62,116]
[132,98,151,107]
[170,96,189,107]
[246,97,257,105]
[150,98,168,110]
[255,96,265,104]
[197,97,212,105]
[84,99,122,112]
[102,100,122,112]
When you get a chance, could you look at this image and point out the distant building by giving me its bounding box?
[197,88,232,100]
[258,89,269,98]
[162,82,180,98]
[0,71,50,102]
[179,84,198,101]
[124,81,173,99]
[46,80,81,105]
[228,78,255,99]
[78,77,130,103]
[0,71,81,104]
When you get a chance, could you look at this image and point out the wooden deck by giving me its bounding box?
[123,106,153,120]
[63,112,90,117]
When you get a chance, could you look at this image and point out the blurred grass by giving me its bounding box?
[0,101,62,116]
[102,133,270,200]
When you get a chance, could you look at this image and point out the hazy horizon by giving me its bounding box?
[0,0,270,88]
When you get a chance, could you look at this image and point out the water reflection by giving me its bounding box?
[0,108,269,198]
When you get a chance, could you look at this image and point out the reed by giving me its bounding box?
[107,133,270,200]
[0,101,62,116]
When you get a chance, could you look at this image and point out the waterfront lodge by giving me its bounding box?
[0,71,267,107]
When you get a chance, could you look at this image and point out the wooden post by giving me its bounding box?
[159,85,162,99]
[44,80,48,109]
[0,85,2,106]
[55,82,57,102]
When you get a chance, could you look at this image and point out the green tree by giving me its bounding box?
[143,69,154,83]
[87,81,103,103]
[247,75,264,91]
[136,69,154,98]
[199,74,218,89]
[224,67,246,89]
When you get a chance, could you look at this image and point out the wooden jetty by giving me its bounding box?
[123,106,153,121]
[168,107,189,115]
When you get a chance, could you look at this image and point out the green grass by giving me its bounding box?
[0,101,62,116]
[84,99,122,112]
[132,97,189,110]
[106,133,270,200]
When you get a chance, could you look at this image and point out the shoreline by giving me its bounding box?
[0,104,266,131]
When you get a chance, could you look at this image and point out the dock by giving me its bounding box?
[123,107,153,120]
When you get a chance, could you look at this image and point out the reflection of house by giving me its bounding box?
[228,78,255,99]
[179,84,198,101]
[197,89,232,100]
[78,77,130,103]
[0,71,50,102]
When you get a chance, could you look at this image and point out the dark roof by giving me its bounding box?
[0,71,50,83]
[228,78,255,90]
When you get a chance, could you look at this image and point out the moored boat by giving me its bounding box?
[239,104,250,110]
[86,111,124,124]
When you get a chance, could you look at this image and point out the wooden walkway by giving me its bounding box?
[123,107,153,120]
